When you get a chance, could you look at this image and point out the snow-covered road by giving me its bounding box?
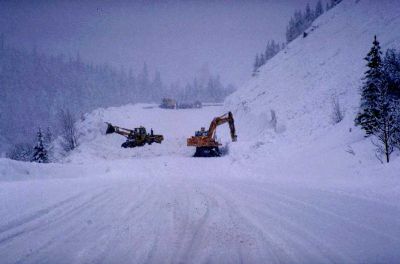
[1,158,400,263]
[1,105,400,263]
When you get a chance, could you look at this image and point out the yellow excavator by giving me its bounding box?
[187,112,237,157]
[106,123,164,148]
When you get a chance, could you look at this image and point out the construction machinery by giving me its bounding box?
[106,123,164,148]
[187,112,237,157]
[160,98,177,109]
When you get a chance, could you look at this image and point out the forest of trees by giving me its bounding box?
[0,40,235,155]
[252,1,342,75]
[252,40,285,76]
[286,0,325,43]
[355,36,400,163]
[285,0,342,44]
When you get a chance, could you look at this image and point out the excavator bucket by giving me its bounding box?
[106,123,116,134]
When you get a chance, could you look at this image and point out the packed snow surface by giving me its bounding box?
[1,104,400,264]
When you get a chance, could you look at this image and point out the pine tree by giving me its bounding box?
[383,49,400,99]
[383,49,400,149]
[315,0,324,18]
[331,0,342,7]
[355,36,384,135]
[293,10,304,38]
[0,33,4,50]
[286,17,296,43]
[151,71,163,102]
[356,36,398,163]
[253,54,260,75]
[304,3,314,28]
[138,62,150,101]
[32,128,48,163]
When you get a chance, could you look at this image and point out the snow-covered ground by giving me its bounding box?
[2,0,400,263]
[1,104,400,263]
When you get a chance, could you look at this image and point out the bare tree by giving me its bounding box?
[58,109,78,152]
[331,94,344,124]
[370,97,398,163]
[6,143,33,161]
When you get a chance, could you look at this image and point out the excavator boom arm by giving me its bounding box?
[207,112,237,142]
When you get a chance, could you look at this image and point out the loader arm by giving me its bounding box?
[105,123,133,138]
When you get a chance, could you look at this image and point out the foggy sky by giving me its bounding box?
[0,0,318,87]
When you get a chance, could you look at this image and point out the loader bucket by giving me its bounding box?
[106,123,116,134]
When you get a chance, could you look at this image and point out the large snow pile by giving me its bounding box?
[226,0,400,162]
[64,104,229,163]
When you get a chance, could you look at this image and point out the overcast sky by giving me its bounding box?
[0,0,319,87]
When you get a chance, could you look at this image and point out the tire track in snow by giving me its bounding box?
[0,186,113,262]
[10,185,124,264]
[86,177,159,264]
[212,178,399,263]
[205,179,354,263]
[0,192,85,236]
[204,182,301,263]
[177,189,213,263]
[239,181,400,243]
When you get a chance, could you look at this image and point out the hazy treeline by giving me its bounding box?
[0,41,235,152]
[172,76,235,104]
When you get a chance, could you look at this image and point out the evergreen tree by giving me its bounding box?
[383,49,400,99]
[32,128,48,163]
[293,10,304,38]
[253,54,260,75]
[304,3,314,28]
[355,36,384,135]
[315,0,324,18]
[259,53,266,66]
[0,33,4,50]
[139,62,150,101]
[330,0,342,7]
[355,36,399,163]
[286,17,296,43]
[151,71,163,102]
[383,49,400,149]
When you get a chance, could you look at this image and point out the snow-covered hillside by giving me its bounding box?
[226,0,400,159]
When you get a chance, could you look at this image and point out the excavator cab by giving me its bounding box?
[194,127,208,137]
[133,127,147,136]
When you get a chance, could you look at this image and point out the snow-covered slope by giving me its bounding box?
[226,0,400,158]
